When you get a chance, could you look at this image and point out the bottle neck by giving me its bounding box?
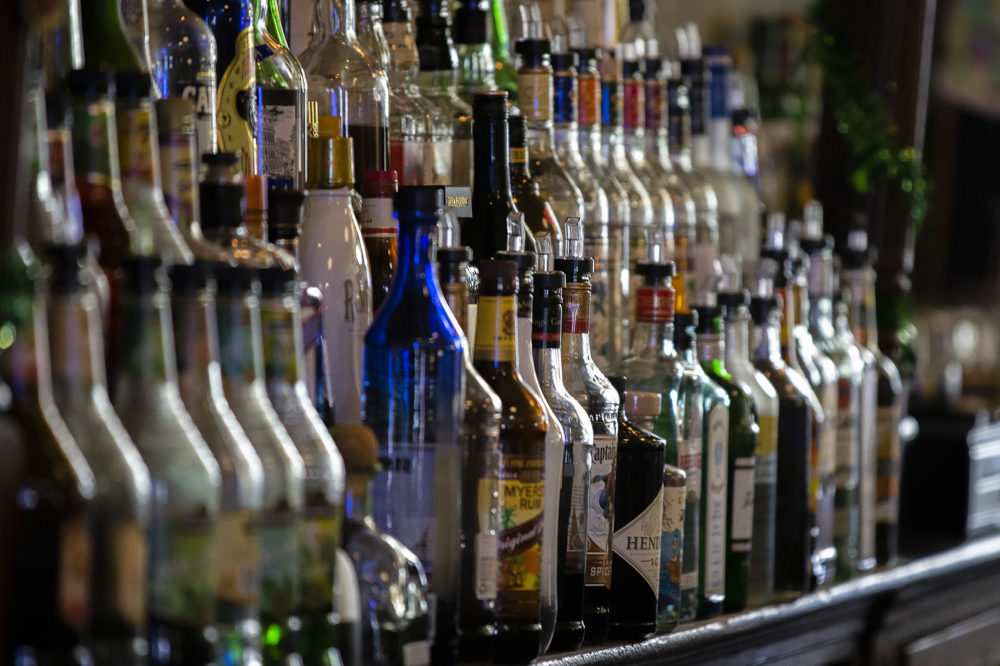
[316,0,357,40]
[456,42,497,91]
[667,78,693,171]
[510,140,533,178]
[526,122,556,160]
[473,290,518,369]
[562,281,597,363]
[345,471,374,523]
[753,316,784,367]
[392,217,439,293]
[72,97,123,191]
[264,0,290,48]
[723,310,752,371]
[442,277,470,333]
[172,290,222,400]
[532,294,563,382]
[844,267,880,352]
[473,114,512,198]
[48,288,107,391]
[553,124,582,163]
[808,295,835,342]
[383,16,421,86]
[118,288,178,387]
[216,288,265,385]
[697,329,725,366]
[47,126,85,240]
[776,286,799,368]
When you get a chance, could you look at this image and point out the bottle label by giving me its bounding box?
[158,130,198,227]
[260,307,299,386]
[835,379,860,488]
[174,74,218,158]
[258,87,300,190]
[474,295,516,362]
[531,300,561,349]
[72,102,114,187]
[859,369,877,562]
[359,197,398,240]
[876,405,901,523]
[518,71,553,122]
[586,433,617,589]
[704,404,728,596]
[613,486,664,595]
[659,483,685,611]
[216,509,259,606]
[149,516,215,624]
[496,452,545,619]
[562,286,591,335]
[820,384,839,480]
[402,640,432,666]
[301,513,340,609]
[217,26,258,174]
[578,75,601,126]
[635,286,675,323]
[475,531,499,601]
[729,459,755,548]
[475,475,499,601]
[622,78,643,130]
[258,512,301,614]
[58,515,92,630]
[563,439,589,572]
[646,79,664,131]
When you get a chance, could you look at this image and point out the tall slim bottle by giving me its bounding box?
[298,0,390,191]
[556,252,620,642]
[300,117,372,424]
[149,0,219,160]
[607,380,666,640]
[170,261,266,664]
[364,187,467,663]
[508,115,562,244]
[531,267,593,652]
[437,243,502,661]
[113,256,222,664]
[45,245,152,664]
[259,266,347,660]
[841,228,903,568]
[466,91,519,263]
[472,259,545,663]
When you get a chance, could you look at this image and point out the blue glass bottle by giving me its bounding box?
[362,185,466,664]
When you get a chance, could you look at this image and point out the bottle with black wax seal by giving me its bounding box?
[607,377,666,640]
[555,227,620,644]
[472,259,547,664]
[508,114,563,247]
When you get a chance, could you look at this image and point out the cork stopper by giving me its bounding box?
[309,115,355,189]
[330,424,380,470]
[625,391,662,419]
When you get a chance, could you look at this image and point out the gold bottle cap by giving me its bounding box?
[308,115,355,189]
[330,424,379,470]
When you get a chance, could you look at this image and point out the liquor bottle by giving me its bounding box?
[508,114,562,245]
[170,260,265,664]
[149,0,219,160]
[114,71,195,264]
[551,51,613,369]
[359,170,399,312]
[555,246,620,643]
[251,0,308,191]
[454,0,499,105]
[2,239,96,663]
[356,0,391,71]
[471,259,545,663]
[515,38,584,235]
[80,0,142,73]
[383,0,452,186]
[749,293,814,600]
[599,52,654,355]
[841,228,903,568]
[496,244,562,654]
[803,221,865,581]
[45,244,152,664]
[436,242,501,661]
[573,47,628,368]
[364,186,467,663]
[336,424,432,665]
[120,0,157,76]
[607,380,666,640]
[39,94,85,248]
[298,0,390,191]
[416,0,474,185]
[112,256,221,663]
[719,289,778,607]
[656,460,687,633]
[187,0,259,174]
[466,91,519,263]
[300,117,372,424]
[531,263,593,652]
[693,304,757,612]
[489,0,519,100]
[156,98,200,237]
[38,0,84,92]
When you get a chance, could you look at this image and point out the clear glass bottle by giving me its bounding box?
[45,244,151,664]
[573,48,628,369]
[112,256,222,663]
[156,98,200,238]
[490,0,520,100]
[149,0,219,160]
[453,1,498,105]
[170,260,265,665]
[40,94,85,248]
[300,117,372,424]
[364,186,467,663]
[336,424,432,665]
[355,0,390,72]
[114,71,194,265]
[298,0,391,192]
[531,265,593,653]
[508,115,562,245]
[555,249,620,643]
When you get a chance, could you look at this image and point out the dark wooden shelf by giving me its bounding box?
[540,535,1000,665]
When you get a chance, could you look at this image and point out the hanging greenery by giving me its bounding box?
[807,0,930,228]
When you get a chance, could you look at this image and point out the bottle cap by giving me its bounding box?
[717,289,750,313]
[67,69,112,98]
[622,59,642,78]
[532,270,565,299]
[114,70,152,99]
[394,185,445,212]
[453,7,487,44]
[169,260,215,294]
[330,424,380,470]
[635,260,676,282]
[155,98,196,137]
[214,264,258,293]
[267,189,306,244]
[673,311,697,348]
[45,92,69,129]
[749,295,776,324]
[472,91,509,120]
[477,259,519,294]
[44,243,86,293]
[311,116,355,188]
[120,256,165,295]
[628,0,645,22]
[258,265,296,294]
[551,52,578,72]
[515,38,552,66]
[362,170,399,198]
[645,57,663,78]
[625,391,662,419]
[693,304,720,333]
[437,246,472,282]
[199,182,244,230]
[572,47,598,74]
[495,250,536,273]
[203,152,240,167]
[508,114,527,148]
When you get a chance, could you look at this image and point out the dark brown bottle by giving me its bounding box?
[508,114,562,245]
[359,170,399,312]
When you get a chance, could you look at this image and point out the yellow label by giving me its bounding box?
[217,26,258,174]
[517,71,553,122]
[497,454,545,619]
[216,509,259,606]
[473,295,516,362]
[510,147,526,164]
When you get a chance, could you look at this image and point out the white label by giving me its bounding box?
[474,532,498,601]
[402,640,431,666]
[705,404,728,595]
[586,434,618,588]
[261,101,297,182]
[681,571,698,590]
[613,486,664,595]
[730,464,755,543]
[360,197,397,239]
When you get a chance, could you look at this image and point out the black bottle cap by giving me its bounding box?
[199,182,244,230]
[267,189,306,244]
[120,256,164,295]
[572,47,598,73]
[693,305,720,333]
[551,52,578,72]
[45,92,69,129]
[532,270,565,300]
[635,260,676,282]
[645,58,663,78]
[453,7,487,44]
[673,311,697,348]
[515,38,551,68]
[214,264,257,293]
[437,246,472,283]
[394,185,445,212]
[718,289,750,313]
[381,0,409,22]
[749,296,776,325]
[114,70,152,99]
[629,0,645,22]
[622,59,642,78]
[477,259,519,294]
[44,243,86,293]
[202,152,240,167]
[258,265,296,294]
[416,16,455,72]
[495,250,535,273]
[800,237,825,254]
[472,91,509,119]
[67,69,112,98]
[553,256,594,284]
[508,114,527,148]
[169,260,215,294]
[607,375,628,397]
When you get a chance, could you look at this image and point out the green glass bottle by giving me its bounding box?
[694,304,757,613]
[80,0,142,73]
